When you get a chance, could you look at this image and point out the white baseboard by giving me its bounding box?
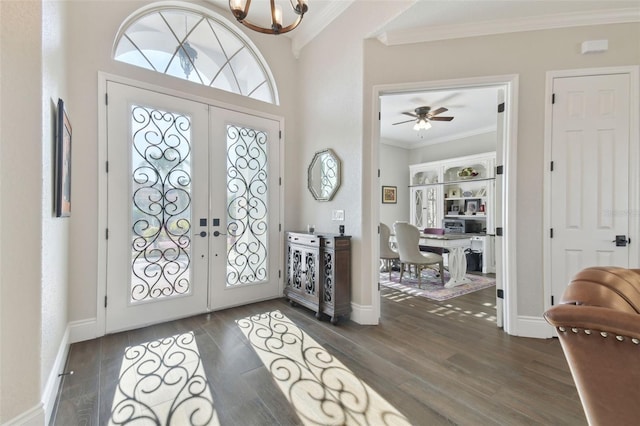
[350,302,378,325]
[41,326,70,425]
[516,315,556,338]
[69,317,99,343]
[2,403,44,426]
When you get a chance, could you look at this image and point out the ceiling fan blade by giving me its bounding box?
[429,107,448,116]
[402,112,419,118]
[429,116,454,121]
[392,119,417,125]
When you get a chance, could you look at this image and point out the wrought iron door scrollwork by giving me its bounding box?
[225,125,269,286]
[130,106,193,302]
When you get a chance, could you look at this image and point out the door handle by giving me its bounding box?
[612,235,630,247]
[213,231,227,237]
[199,231,207,237]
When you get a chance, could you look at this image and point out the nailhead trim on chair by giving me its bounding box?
[556,326,640,344]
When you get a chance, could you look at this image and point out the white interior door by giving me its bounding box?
[208,107,281,310]
[550,73,631,300]
[106,82,210,333]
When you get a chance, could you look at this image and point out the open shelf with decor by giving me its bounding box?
[409,152,496,273]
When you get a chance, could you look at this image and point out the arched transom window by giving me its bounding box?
[114,5,278,104]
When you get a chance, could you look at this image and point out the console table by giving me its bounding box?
[285,232,351,324]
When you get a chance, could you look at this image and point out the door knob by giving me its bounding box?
[199,231,207,237]
[612,235,630,247]
[213,230,227,237]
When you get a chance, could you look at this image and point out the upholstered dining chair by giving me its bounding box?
[393,222,444,287]
[379,223,399,279]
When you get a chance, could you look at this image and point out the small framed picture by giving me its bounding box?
[382,186,397,204]
[447,187,460,198]
[465,199,479,214]
[56,98,72,217]
[452,205,460,212]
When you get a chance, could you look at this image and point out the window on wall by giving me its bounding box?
[114,6,278,104]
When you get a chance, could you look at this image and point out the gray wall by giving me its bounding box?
[379,142,410,228]
[410,131,497,164]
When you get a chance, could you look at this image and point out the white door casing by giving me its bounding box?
[495,88,506,328]
[549,72,632,304]
[373,74,519,333]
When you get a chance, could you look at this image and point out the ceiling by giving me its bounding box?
[205,1,639,149]
[380,87,500,149]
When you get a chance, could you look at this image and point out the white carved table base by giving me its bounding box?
[443,246,470,288]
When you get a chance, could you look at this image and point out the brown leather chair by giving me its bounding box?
[543,266,640,426]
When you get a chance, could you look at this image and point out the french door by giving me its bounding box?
[208,107,281,310]
[105,82,281,333]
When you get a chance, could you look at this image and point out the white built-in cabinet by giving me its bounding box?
[409,152,496,273]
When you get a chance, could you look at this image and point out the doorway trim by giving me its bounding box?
[96,72,285,336]
[542,65,640,338]
[371,74,519,335]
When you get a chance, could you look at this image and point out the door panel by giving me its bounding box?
[208,107,281,310]
[106,83,282,333]
[106,82,209,333]
[550,74,630,299]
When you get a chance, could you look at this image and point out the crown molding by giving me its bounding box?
[290,0,355,58]
[383,126,496,150]
[377,7,640,46]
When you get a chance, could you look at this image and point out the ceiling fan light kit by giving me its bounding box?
[413,119,431,131]
[229,0,308,35]
[392,105,454,133]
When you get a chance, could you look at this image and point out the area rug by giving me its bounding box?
[380,270,495,301]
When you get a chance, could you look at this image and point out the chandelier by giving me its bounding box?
[178,41,198,78]
[229,0,308,35]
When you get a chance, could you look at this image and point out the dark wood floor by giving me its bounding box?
[51,285,586,425]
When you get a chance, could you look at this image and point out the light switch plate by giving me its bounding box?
[332,209,345,221]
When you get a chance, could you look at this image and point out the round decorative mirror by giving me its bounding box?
[308,149,341,201]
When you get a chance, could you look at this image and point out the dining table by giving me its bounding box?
[389,233,472,288]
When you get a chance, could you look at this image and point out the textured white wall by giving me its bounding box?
[364,22,640,318]
[65,0,298,324]
[0,1,43,422]
[378,143,410,227]
[41,0,69,410]
[297,1,414,318]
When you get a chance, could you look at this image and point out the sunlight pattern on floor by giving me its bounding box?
[237,310,411,426]
[109,332,219,425]
[428,301,497,323]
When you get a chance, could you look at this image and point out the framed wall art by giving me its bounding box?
[56,98,72,217]
[382,186,397,204]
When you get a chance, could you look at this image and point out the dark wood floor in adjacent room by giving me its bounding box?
[51,284,586,425]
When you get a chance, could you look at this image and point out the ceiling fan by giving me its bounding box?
[392,106,454,131]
